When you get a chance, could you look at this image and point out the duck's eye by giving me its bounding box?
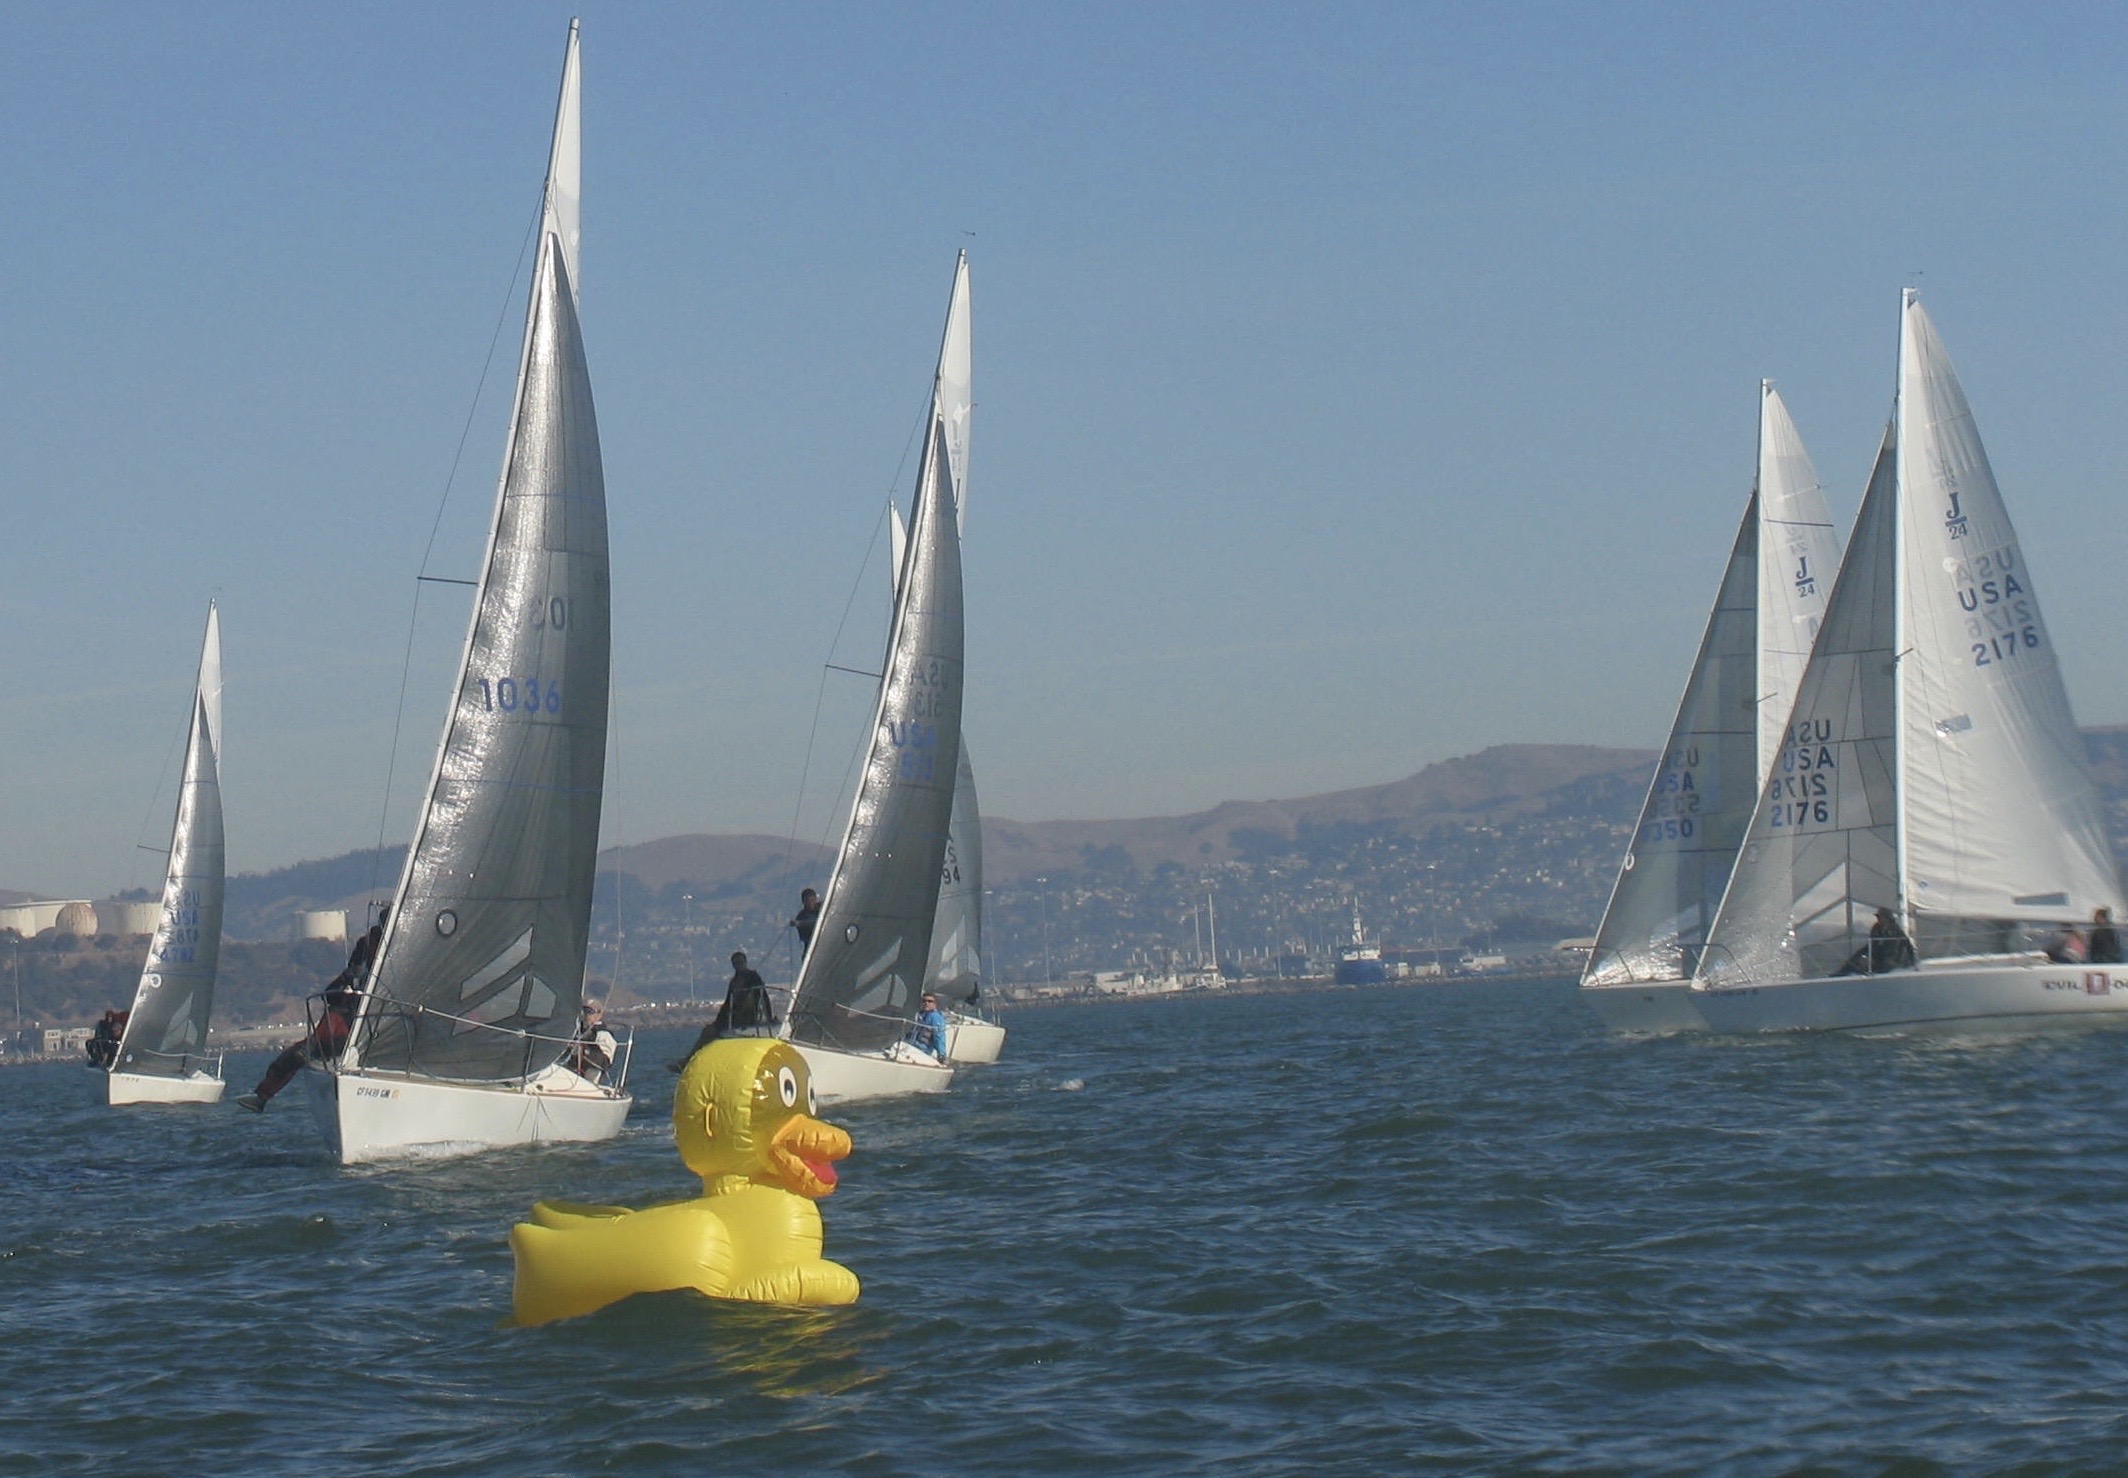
[778,1066,799,1108]
[807,1082,818,1115]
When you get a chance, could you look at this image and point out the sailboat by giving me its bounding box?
[1581,382,1842,1030]
[1693,291,2128,1032]
[307,21,631,1161]
[781,252,970,1103]
[104,603,227,1105]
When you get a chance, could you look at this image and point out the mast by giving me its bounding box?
[1892,288,1913,940]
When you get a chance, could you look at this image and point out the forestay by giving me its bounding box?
[926,746,984,1003]
[1704,428,1901,983]
[116,605,224,1075]
[1892,292,2121,938]
[351,38,610,1082]
[789,258,969,1055]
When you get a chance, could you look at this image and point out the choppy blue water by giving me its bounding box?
[7,980,2128,1473]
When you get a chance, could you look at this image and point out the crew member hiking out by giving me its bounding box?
[238,906,388,1113]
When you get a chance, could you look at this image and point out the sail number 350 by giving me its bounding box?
[476,677,563,714]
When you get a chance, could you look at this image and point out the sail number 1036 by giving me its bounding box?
[476,677,563,715]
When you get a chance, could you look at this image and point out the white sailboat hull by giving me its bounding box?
[1692,958,2128,1034]
[792,1042,953,1103]
[946,1013,1006,1064]
[106,1068,225,1105]
[1579,982,1709,1033]
[307,1064,631,1165]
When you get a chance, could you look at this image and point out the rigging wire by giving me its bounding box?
[125,704,192,896]
[364,200,544,906]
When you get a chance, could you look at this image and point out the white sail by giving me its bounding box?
[1754,382,1842,781]
[1584,389,1840,987]
[938,253,971,532]
[787,257,968,1057]
[1584,494,1761,985]
[544,19,581,305]
[1704,427,1901,983]
[1893,292,2122,939]
[348,22,610,1084]
[926,746,983,1002]
[114,603,225,1075]
[888,500,908,595]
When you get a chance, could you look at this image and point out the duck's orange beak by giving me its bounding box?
[765,1112,853,1199]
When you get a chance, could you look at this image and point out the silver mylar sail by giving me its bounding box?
[788,254,969,1054]
[115,603,225,1075]
[350,21,610,1082]
[926,745,984,1003]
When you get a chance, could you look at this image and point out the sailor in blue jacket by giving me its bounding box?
[906,993,950,1063]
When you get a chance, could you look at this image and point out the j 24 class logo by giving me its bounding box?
[1945,488,1969,539]
[1792,555,1815,598]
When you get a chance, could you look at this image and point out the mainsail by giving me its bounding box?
[115,604,225,1075]
[1583,386,1840,986]
[788,255,969,1054]
[926,746,984,1003]
[1892,292,2120,941]
[350,22,611,1082]
[1704,292,2123,981]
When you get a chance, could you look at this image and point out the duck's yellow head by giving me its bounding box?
[673,1038,851,1199]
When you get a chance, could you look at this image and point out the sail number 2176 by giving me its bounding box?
[1972,626,2040,667]
[475,677,563,715]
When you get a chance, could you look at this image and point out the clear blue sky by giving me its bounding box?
[7,1,2128,894]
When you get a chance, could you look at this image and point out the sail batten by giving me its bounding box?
[116,604,225,1075]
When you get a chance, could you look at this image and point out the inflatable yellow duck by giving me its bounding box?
[509,1038,860,1326]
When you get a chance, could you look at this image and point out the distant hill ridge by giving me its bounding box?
[28,731,2128,935]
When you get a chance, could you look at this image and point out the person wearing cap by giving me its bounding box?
[570,1000,617,1083]
[904,992,950,1063]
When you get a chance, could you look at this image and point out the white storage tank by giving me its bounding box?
[54,901,99,937]
[99,900,163,937]
[295,909,348,944]
[0,901,75,936]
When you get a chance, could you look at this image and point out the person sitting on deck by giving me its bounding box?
[237,905,388,1113]
[1833,907,1917,976]
[673,953,780,1070]
[569,1001,617,1084]
[904,992,950,1064]
[86,1008,127,1070]
[2089,908,2122,965]
[2044,922,2089,965]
